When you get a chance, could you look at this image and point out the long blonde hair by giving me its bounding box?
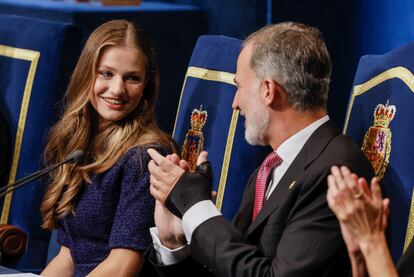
[41,20,175,229]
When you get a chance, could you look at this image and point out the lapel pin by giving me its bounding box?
[289,181,296,190]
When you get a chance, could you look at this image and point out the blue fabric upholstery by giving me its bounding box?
[0,107,11,189]
[173,35,269,220]
[343,42,414,262]
[0,15,83,272]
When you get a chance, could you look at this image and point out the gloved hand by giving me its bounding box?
[165,161,213,219]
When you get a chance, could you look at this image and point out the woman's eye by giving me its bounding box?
[99,71,112,78]
[126,76,141,83]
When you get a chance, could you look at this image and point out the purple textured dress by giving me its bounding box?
[57,146,165,276]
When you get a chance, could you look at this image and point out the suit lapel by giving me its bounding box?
[233,169,258,232]
[245,120,340,236]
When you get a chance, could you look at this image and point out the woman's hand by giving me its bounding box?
[327,165,397,277]
[87,248,143,277]
[327,166,389,245]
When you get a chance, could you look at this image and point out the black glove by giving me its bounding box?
[165,161,213,219]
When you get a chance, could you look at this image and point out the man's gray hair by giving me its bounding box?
[244,22,332,111]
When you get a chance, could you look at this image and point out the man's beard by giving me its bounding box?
[244,99,269,146]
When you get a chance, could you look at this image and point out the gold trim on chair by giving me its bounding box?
[343,66,414,135]
[343,65,414,254]
[216,109,239,210]
[0,45,40,224]
[173,66,237,210]
[404,188,414,253]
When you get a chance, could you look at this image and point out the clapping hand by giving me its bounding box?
[148,149,209,248]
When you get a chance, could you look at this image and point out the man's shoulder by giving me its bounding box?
[327,132,361,151]
[303,120,369,167]
[317,132,373,176]
[325,133,364,158]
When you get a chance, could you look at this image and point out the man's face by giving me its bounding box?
[232,43,269,146]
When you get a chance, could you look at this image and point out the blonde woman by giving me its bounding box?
[40,20,175,277]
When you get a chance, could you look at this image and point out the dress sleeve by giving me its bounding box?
[108,147,168,251]
[57,224,71,248]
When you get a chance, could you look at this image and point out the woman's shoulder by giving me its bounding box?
[124,144,173,158]
[118,144,173,168]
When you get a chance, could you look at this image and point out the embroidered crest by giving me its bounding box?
[181,105,207,172]
[361,100,396,180]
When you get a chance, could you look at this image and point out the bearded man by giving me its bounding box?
[146,22,374,277]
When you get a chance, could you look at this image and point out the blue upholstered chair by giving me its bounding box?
[343,42,414,262]
[0,15,83,272]
[0,107,11,190]
[173,35,269,220]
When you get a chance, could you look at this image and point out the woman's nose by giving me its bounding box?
[110,77,125,96]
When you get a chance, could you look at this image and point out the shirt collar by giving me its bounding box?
[276,115,330,165]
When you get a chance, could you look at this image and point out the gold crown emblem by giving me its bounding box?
[181,105,208,172]
[373,100,396,128]
[190,105,207,132]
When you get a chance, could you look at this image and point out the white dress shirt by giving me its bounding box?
[150,115,330,265]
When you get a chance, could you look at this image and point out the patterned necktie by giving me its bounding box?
[252,152,282,221]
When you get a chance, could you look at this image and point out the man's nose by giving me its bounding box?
[232,90,239,110]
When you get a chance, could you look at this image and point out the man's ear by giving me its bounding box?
[261,78,286,108]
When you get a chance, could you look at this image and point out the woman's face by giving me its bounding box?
[90,45,147,128]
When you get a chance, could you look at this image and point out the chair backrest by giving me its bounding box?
[343,42,414,262]
[173,35,269,220]
[0,15,83,272]
[0,107,11,189]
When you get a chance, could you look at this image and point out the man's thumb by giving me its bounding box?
[197,151,208,166]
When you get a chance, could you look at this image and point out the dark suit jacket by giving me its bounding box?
[147,120,374,277]
[397,240,414,277]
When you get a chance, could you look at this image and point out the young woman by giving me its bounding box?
[40,20,175,277]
